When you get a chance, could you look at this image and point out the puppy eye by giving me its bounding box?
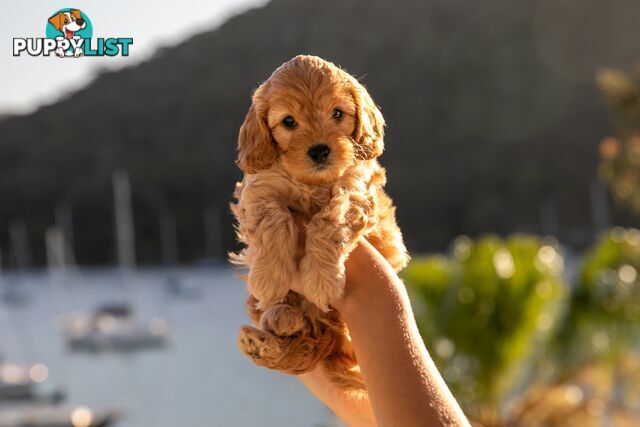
[332,109,343,120]
[282,116,296,129]
[64,18,69,24]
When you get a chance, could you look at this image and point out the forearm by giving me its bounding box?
[340,239,469,427]
[299,369,376,427]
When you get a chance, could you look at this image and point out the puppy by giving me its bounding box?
[231,55,409,390]
[48,10,86,58]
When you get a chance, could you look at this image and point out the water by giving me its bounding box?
[0,267,334,427]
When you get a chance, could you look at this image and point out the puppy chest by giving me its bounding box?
[287,186,332,216]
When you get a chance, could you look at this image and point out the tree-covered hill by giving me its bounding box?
[2,0,640,265]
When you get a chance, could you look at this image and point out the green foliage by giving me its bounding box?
[407,229,640,424]
[598,68,640,138]
[558,227,640,364]
[404,235,566,406]
[598,68,640,211]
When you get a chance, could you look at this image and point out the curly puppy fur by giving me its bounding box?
[230,55,409,390]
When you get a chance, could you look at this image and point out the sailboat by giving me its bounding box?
[0,242,115,426]
[0,248,54,402]
[61,170,169,352]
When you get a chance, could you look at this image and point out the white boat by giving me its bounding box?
[63,308,168,352]
[0,404,119,427]
[0,361,50,401]
[51,171,170,353]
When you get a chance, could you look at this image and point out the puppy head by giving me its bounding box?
[237,55,385,184]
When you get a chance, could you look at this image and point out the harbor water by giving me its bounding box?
[0,267,333,427]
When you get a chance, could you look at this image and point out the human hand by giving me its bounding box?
[289,209,391,313]
[289,211,468,427]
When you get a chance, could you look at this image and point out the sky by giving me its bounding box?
[1,0,267,114]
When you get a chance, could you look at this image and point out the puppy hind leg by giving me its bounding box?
[259,303,307,337]
[275,327,336,375]
[238,324,332,375]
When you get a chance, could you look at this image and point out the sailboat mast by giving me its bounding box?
[0,247,4,299]
[113,170,136,270]
[46,227,67,313]
[112,169,137,307]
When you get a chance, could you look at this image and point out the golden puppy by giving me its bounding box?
[230,55,409,390]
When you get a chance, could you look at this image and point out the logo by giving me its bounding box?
[13,8,133,58]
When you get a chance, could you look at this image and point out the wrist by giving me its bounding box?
[337,239,408,320]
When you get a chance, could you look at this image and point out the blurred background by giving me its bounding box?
[2,0,640,425]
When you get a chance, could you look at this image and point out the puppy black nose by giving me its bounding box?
[76,18,85,26]
[307,144,331,164]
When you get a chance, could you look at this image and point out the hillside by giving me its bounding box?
[2,0,640,265]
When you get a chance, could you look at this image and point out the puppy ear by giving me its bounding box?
[70,10,82,20]
[237,89,277,173]
[352,81,385,160]
[48,13,63,30]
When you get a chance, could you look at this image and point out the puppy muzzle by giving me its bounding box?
[307,144,331,164]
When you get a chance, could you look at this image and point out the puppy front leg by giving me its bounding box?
[248,201,297,309]
[300,188,375,311]
[299,190,353,312]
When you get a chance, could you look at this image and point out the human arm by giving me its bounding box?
[298,368,376,427]
[337,239,469,427]
[291,214,469,427]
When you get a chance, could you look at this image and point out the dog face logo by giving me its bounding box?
[44,8,93,58]
[48,10,86,40]
[13,8,133,58]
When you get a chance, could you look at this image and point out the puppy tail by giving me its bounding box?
[322,353,366,391]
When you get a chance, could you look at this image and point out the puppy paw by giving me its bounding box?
[259,304,307,336]
[73,48,83,58]
[345,203,368,234]
[300,257,345,312]
[238,326,271,362]
[238,325,294,372]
